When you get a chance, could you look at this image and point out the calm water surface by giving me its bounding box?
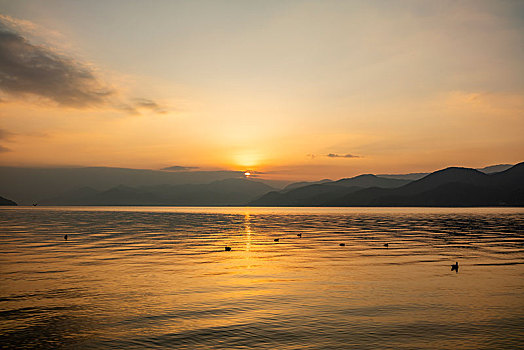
[1,207,523,349]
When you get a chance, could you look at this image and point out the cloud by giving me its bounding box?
[326,153,360,158]
[0,26,112,107]
[119,98,168,115]
[0,16,165,114]
[162,165,199,171]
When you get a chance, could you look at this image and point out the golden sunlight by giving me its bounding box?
[233,150,261,169]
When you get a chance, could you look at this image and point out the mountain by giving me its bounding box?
[333,174,411,188]
[0,195,17,206]
[0,166,289,205]
[250,184,363,206]
[283,179,332,191]
[250,174,411,206]
[3,163,521,207]
[40,178,276,206]
[378,163,514,181]
[378,173,429,181]
[328,162,524,207]
[477,164,513,174]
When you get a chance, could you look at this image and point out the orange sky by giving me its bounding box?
[0,1,523,180]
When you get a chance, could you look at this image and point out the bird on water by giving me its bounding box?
[384,243,389,248]
[64,234,68,240]
[339,243,345,246]
[297,233,302,237]
[451,262,459,272]
[225,246,231,251]
[274,238,279,242]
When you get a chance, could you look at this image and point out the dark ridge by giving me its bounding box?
[328,162,524,207]
[0,195,17,206]
[39,178,276,206]
[250,174,410,206]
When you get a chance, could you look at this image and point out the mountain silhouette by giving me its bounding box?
[0,166,288,205]
[40,178,275,206]
[377,163,514,181]
[283,179,332,191]
[250,174,410,206]
[333,174,410,188]
[3,163,522,207]
[477,164,514,174]
[251,163,523,207]
[0,195,17,206]
[249,184,363,206]
[328,162,524,206]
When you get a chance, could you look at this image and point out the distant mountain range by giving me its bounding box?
[0,166,288,205]
[378,164,514,181]
[251,174,411,206]
[0,163,521,207]
[251,163,524,207]
[39,178,275,206]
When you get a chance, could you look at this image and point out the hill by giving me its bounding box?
[250,174,410,206]
[378,163,514,181]
[39,178,275,206]
[0,195,17,206]
[328,162,524,206]
[283,179,332,191]
[0,166,289,205]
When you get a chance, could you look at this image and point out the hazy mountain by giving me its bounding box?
[378,173,429,181]
[333,174,411,188]
[40,178,276,206]
[328,162,524,207]
[3,163,521,207]
[250,174,411,206]
[250,184,363,206]
[378,163,514,181]
[477,164,513,174]
[161,165,199,171]
[0,166,289,205]
[0,195,17,206]
[283,179,332,191]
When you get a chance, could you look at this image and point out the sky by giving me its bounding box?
[0,0,523,181]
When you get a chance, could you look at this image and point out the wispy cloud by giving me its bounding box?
[0,15,166,114]
[307,153,361,159]
[162,165,199,171]
[120,98,168,115]
[326,153,360,158]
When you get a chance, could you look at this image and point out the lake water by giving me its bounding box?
[1,206,523,349]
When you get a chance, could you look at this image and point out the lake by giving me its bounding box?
[1,207,523,349]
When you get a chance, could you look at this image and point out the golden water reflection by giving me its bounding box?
[0,207,523,349]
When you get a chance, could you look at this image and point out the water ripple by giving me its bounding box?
[1,207,523,349]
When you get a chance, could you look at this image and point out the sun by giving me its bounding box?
[244,171,251,177]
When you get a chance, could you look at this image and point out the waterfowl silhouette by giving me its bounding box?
[384,243,389,248]
[225,246,231,251]
[451,262,459,272]
[64,234,68,240]
[297,233,302,237]
[274,238,279,242]
[339,243,345,246]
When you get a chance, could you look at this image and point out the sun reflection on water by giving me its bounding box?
[1,207,523,349]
